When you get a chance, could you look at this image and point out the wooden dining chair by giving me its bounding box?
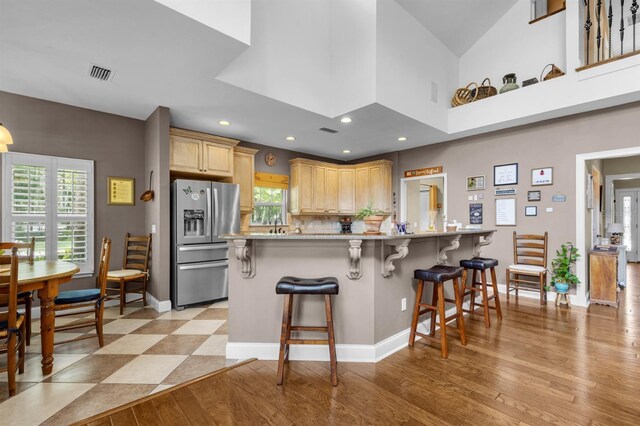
[506,232,549,305]
[0,238,35,345]
[53,238,111,346]
[0,248,27,397]
[106,233,152,315]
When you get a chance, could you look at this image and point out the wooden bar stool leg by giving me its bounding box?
[459,269,468,302]
[453,277,467,346]
[490,267,502,320]
[480,270,491,328]
[409,280,424,347]
[284,294,294,363]
[469,270,478,316]
[325,295,338,387]
[437,283,448,359]
[276,294,291,385]
[429,282,438,337]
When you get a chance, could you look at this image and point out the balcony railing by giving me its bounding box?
[579,0,640,70]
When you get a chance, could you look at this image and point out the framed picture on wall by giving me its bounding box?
[466,175,485,191]
[528,190,541,202]
[495,198,516,226]
[494,163,518,186]
[531,167,553,186]
[525,206,537,216]
[107,176,135,206]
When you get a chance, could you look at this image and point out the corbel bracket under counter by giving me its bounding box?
[473,231,495,258]
[234,239,255,278]
[381,239,411,278]
[347,240,363,280]
[436,235,462,265]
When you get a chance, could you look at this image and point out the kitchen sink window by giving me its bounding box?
[252,186,287,225]
[2,152,95,275]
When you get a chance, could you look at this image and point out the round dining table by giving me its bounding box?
[0,260,80,375]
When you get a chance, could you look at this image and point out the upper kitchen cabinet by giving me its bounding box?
[338,168,355,214]
[169,128,238,178]
[233,146,258,213]
[290,160,314,214]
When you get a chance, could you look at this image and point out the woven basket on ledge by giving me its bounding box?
[451,82,478,107]
[472,78,497,100]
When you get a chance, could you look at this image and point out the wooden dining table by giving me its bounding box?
[0,260,80,375]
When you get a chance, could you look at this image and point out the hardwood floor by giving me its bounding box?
[78,265,640,425]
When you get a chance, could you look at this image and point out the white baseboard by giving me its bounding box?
[496,283,588,307]
[23,291,172,319]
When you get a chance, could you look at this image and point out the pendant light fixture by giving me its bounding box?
[0,123,14,152]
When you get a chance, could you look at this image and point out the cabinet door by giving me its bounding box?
[299,163,314,213]
[369,165,383,211]
[590,253,617,304]
[313,166,326,213]
[325,167,339,213]
[338,169,355,214]
[355,167,370,211]
[233,151,255,213]
[202,141,234,177]
[170,136,201,173]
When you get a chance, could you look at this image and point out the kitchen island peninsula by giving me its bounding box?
[222,229,495,363]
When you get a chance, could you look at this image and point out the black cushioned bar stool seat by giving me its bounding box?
[409,265,466,359]
[276,277,339,295]
[459,257,502,328]
[276,276,339,386]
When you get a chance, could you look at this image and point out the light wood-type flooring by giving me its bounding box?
[79,264,640,425]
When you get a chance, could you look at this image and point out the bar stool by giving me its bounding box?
[459,257,502,328]
[275,276,339,386]
[409,265,466,359]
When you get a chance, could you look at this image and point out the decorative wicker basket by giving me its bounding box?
[451,82,478,107]
[472,78,497,100]
[541,64,565,81]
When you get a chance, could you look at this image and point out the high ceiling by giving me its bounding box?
[0,0,519,160]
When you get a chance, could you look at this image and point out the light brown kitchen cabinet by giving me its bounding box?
[289,158,392,215]
[169,128,238,178]
[233,146,258,213]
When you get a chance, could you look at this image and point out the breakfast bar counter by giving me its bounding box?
[221,229,495,363]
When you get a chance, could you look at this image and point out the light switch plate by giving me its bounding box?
[468,195,473,201]
[151,224,157,233]
[546,207,553,213]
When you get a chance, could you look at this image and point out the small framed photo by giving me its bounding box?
[531,167,553,186]
[108,176,135,206]
[467,175,485,191]
[494,163,518,186]
[525,206,537,216]
[528,190,541,202]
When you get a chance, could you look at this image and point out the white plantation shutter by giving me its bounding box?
[2,153,94,274]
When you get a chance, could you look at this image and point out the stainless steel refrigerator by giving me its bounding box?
[171,179,240,309]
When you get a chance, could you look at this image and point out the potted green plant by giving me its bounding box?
[551,242,580,294]
[354,202,385,234]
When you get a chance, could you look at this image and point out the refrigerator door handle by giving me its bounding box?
[178,260,228,270]
[205,187,211,237]
[213,188,220,236]
[178,244,227,252]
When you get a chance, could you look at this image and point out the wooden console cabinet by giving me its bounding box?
[589,250,619,307]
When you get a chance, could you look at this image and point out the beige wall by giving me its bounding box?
[238,141,340,177]
[614,178,640,189]
[391,102,640,283]
[144,107,171,301]
[0,91,146,291]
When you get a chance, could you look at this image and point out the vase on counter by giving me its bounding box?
[499,73,519,94]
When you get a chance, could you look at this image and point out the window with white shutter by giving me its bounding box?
[2,153,94,274]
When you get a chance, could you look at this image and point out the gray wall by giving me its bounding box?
[0,91,147,290]
[238,141,342,177]
[144,107,171,301]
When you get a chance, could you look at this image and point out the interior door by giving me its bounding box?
[615,189,639,262]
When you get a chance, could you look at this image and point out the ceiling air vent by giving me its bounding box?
[88,64,113,82]
[319,127,338,134]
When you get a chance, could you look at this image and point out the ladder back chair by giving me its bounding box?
[106,233,152,314]
[53,238,111,346]
[506,231,549,305]
[0,238,35,345]
[0,248,27,397]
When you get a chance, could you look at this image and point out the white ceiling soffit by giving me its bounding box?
[396,0,518,57]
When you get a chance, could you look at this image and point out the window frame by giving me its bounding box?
[2,152,95,276]
[251,186,288,226]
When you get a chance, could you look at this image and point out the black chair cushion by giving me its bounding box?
[276,276,339,295]
[460,257,498,270]
[414,265,463,282]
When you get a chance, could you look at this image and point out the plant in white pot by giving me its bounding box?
[550,242,580,294]
[354,202,386,235]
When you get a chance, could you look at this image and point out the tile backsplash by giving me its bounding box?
[290,215,393,234]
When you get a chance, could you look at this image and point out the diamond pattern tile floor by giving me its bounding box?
[0,300,235,424]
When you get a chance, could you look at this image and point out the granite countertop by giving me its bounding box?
[221,229,496,240]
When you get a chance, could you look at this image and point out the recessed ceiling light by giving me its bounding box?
[342,149,351,154]
[218,120,231,126]
[286,136,296,141]
[398,137,407,141]
[340,117,352,124]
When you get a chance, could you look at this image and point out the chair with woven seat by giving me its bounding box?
[0,238,35,345]
[506,232,549,305]
[106,233,151,315]
[0,248,27,397]
[53,238,111,346]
